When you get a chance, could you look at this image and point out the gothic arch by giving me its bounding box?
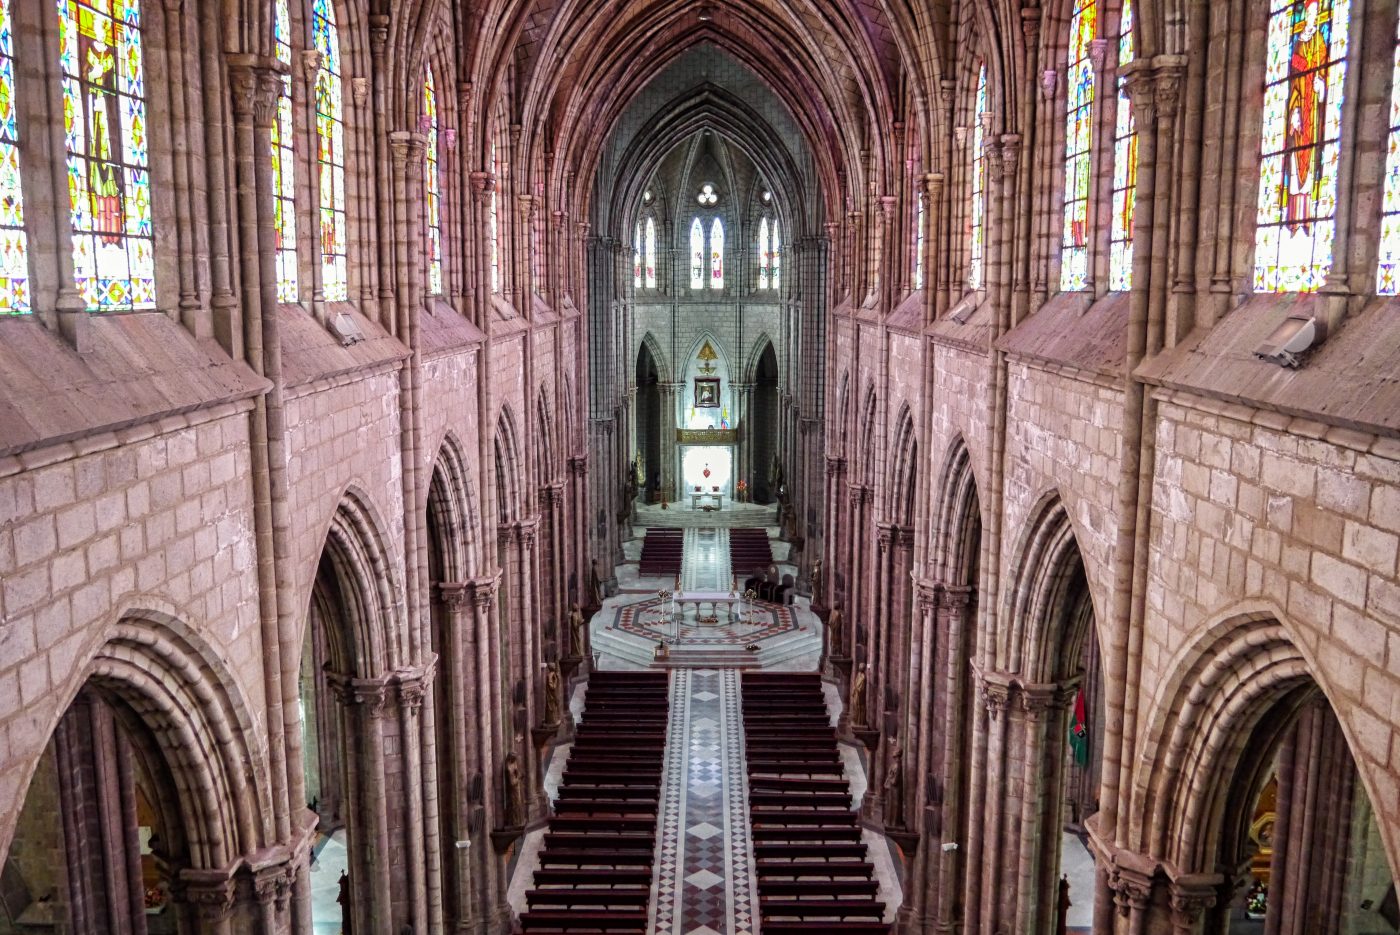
[1128,606,1371,872]
[742,332,778,383]
[637,331,672,384]
[930,435,983,586]
[888,403,918,525]
[313,488,406,677]
[494,407,525,524]
[427,433,484,581]
[858,383,880,485]
[58,610,269,871]
[1001,491,1105,681]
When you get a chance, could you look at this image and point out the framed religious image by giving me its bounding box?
[694,378,720,408]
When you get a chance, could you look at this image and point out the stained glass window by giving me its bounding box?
[633,221,641,288]
[312,0,347,301]
[0,0,27,312]
[1061,0,1096,292]
[271,0,297,303]
[758,216,770,290]
[644,217,656,288]
[771,219,780,290]
[60,0,154,310]
[1109,0,1137,291]
[710,218,724,289]
[1377,8,1400,292]
[969,62,988,290]
[1254,0,1350,293]
[424,70,442,294]
[690,218,703,289]
[489,140,500,293]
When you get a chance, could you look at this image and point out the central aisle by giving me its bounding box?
[680,528,732,591]
[652,668,757,935]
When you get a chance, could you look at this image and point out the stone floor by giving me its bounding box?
[309,829,348,934]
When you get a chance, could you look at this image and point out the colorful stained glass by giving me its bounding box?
[1378,7,1400,292]
[312,0,347,301]
[644,217,656,288]
[1061,0,1096,292]
[690,217,703,289]
[489,140,500,293]
[271,0,297,302]
[969,62,988,290]
[758,216,770,290]
[60,0,154,310]
[0,0,27,312]
[424,70,442,294]
[710,218,724,289]
[1109,0,1137,291]
[771,219,780,290]
[1254,0,1350,293]
[633,221,641,288]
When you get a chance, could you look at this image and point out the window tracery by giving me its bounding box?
[312,0,348,301]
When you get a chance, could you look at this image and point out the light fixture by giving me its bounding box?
[1253,314,1318,368]
[697,3,713,21]
[330,312,365,346]
[948,294,977,325]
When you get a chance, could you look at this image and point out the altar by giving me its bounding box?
[690,492,724,510]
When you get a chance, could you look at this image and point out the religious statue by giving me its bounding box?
[826,606,844,655]
[503,752,526,827]
[1283,1,1327,231]
[337,870,353,935]
[883,737,904,828]
[810,559,823,606]
[850,664,868,726]
[568,603,587,657]
[544,662,562,726]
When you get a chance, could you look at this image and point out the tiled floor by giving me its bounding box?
[654,669,757,934]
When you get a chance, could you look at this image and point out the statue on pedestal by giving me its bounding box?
[826,606,844,655]
[883,737,904,828]
[850,664,868,726]
[568,603,587,657]
[544,662,562,726]
[503,752,526,827]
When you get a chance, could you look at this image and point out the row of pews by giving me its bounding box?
[518,671,670,933]
[742,672,890,933]
[638,528,683,577]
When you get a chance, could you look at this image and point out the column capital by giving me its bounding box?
[937,583,974,612]
[324,672,392,716]
[568,453,588,476]
[226,55,283,128]
[1167,874,1221,926]
[437,581,472,610]
[466,574,501,610]
[1110,864,1156,916]
[176,868,238,923]
[470,171,496,205]
[978,669,1014,718]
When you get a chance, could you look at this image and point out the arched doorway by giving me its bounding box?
[970,497,1106,934]
[635,342,662,503]
[751,341,779,503]
[299,496,409,933]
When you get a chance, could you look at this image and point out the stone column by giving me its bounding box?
[466,575,509,931]
[973,674,1012,934]
[659,382,682,501]
[930,585,975,933]
[325,675,395,933]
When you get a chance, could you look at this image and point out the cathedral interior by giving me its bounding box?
[0,0,1399,931]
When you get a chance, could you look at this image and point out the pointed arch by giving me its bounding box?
[637,330,672,383]
[741,332,778,383]
[1002,492,1103,682]
[535,386,557,484]
[1127,607,1396,876]
[888,403,918,526]
[858,384,879,484]
[494,407,524,523]
[313,489,404,677]
[426,434,483,581]
[930,436,983,586]
[12,609,273,872]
